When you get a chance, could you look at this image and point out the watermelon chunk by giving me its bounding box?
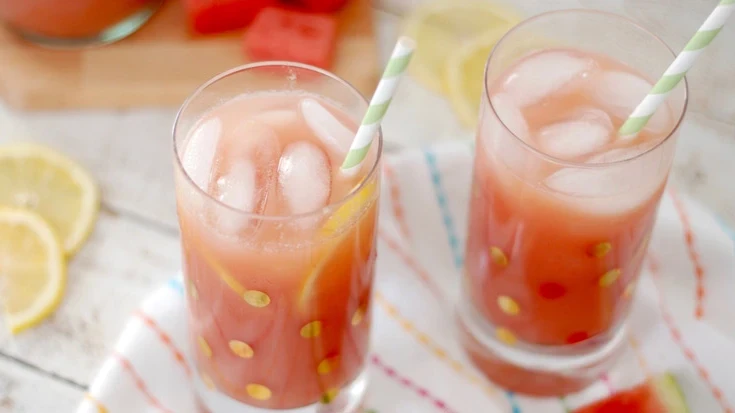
[243,7,337,69]
[574,374,689,413]
[185,0,278,34]
[297,0,351,13]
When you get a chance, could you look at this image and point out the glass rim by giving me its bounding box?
[172,61,383,222]
[483,9,689,169]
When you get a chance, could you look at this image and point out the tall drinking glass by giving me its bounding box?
[457,10,687,396]
[173,62,381,412]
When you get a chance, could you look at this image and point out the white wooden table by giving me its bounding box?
[0,0,733,411]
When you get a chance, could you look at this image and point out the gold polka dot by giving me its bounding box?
[201,373,215,390]
[243,290,270,307]
[229,340,254,359]
[489,246,508,267]
[497,296,520,315]
[590,242,612,258]
[189,281,198,300]
[623,283,636,299]
[599,269,622,287]
[496,327,517,346]
[300,321,322,338]
[246,383,272,401]
[198,336,212,358]
[351,307,365,326]
[317,356,339,375]
[320,388,339,404]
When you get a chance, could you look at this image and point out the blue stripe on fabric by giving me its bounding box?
[716,216,735,242]
[507,392,522,413]
[423,147,522,413]
[168,278,185,295]
[423,148,464,269]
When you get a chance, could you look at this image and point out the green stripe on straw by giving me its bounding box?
[340,37,415,173]
[619,0,733,138]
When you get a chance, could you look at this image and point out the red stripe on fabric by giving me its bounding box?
[379,230,449,307]
[370,354,459,413]
[374,293,501,399]
[113,352,174,413]
[648,255,733,413]
[383,163,412,241]
[600,373,615,395]
[669,190,707,319]
[134,310,191,377]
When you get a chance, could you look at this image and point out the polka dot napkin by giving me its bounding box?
[77,141,735,413]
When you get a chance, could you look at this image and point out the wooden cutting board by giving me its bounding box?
[0,0,379,110]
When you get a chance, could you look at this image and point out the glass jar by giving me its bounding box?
[0,0,163,48]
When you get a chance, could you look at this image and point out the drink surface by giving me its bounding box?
[176,91,378,409]
[466,48,677,347]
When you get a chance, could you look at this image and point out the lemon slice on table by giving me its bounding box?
[297,180,377,311]
[0,143,100,256]
[0,207,66,334]
[446,29,513,128]
[403,0,522,94]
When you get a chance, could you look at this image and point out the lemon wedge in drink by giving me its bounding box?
[0,143,100,256]
[446,29,514,127]
[297,179,377,312]
[0,207,66,334]
[403,0,522,94]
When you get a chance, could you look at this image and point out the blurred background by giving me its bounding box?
[0,0,732,411]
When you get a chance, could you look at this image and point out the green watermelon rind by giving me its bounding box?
[653,373,690,413]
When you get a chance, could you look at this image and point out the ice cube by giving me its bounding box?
[300,98,353,158]
[490,93,529,139]
[587,139,660,163]
[278,141,332,216]
[502,51,595,107]
[257,109,301,134]
[227,120,281,161]
[215,119,281,215]
[210,161,257,235]
[536,108,613,159]
[543,164,657,214]
[588,71,672,134]
[215,161,257,211]
[181,117,222,191]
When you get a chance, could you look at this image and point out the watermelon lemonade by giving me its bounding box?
[173,63,380,412]
[458,11,687,396]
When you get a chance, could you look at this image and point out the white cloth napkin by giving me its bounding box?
[77,142,735,413]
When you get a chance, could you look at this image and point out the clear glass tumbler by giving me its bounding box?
[173,62,381,412]
[457,10,687,396]
[0,0,163,48]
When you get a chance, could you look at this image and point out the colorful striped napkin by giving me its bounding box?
[77,141,735,413]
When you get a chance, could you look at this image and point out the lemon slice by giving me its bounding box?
[446,29,512,128]
[298,180,378,311]
[0,207,66,334]
[403,0,522,94]
[0,143,100,256]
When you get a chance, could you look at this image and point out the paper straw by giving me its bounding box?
[619,0,733,138]
[340,37,415,174]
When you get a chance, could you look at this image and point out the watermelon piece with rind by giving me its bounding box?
[573,374,689,413]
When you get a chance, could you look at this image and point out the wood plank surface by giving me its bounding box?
[0,356,81,413]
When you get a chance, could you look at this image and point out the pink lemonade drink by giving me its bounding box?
[173,63,381,412]
[457,11,687,396]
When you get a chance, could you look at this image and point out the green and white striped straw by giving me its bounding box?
[340,36,415,174]
[619,0,733,138]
